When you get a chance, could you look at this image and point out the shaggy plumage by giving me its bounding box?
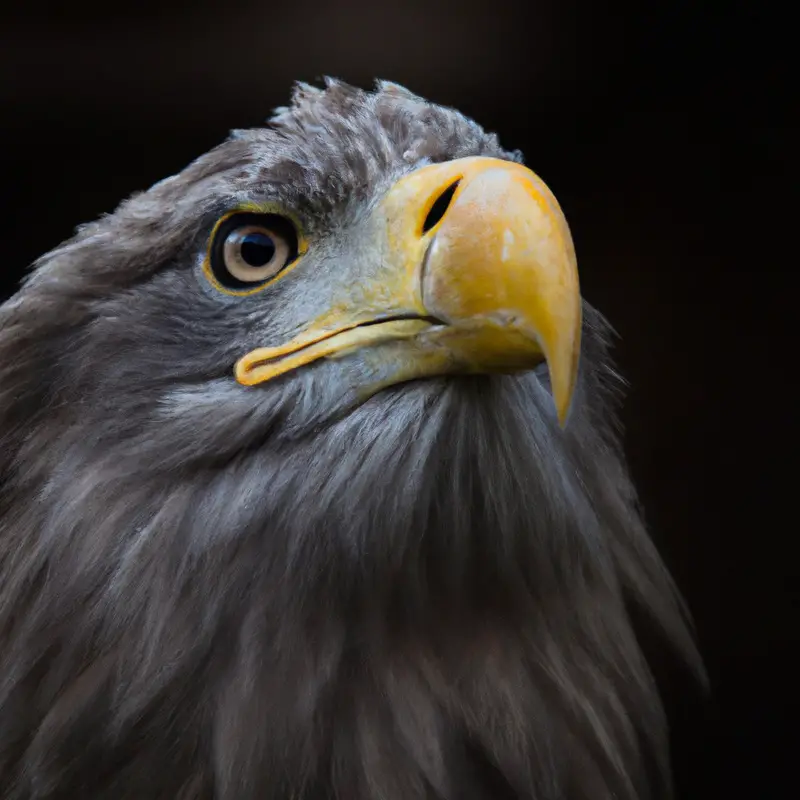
[0,79,701,800]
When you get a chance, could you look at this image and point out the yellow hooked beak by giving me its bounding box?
[236,156,582,425]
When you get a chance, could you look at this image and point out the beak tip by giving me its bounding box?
[555,400,573,428]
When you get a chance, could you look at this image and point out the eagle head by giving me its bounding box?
[0,79,700,800]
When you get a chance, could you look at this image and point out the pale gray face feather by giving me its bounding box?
[0,79,701,800]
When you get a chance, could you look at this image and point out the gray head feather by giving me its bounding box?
[0,78,701,800]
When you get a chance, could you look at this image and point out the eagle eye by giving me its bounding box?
[208,212,300,292]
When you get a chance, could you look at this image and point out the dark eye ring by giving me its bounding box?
[209,213,299,291]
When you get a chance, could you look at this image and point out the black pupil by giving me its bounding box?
[240,232,275,267]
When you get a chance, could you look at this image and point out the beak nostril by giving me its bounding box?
[421,179,461,234]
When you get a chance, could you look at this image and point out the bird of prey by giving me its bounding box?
[0,79,701,800]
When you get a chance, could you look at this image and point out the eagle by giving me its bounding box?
[0,79,701,800]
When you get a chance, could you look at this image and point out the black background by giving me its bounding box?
[0,1,793,797]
